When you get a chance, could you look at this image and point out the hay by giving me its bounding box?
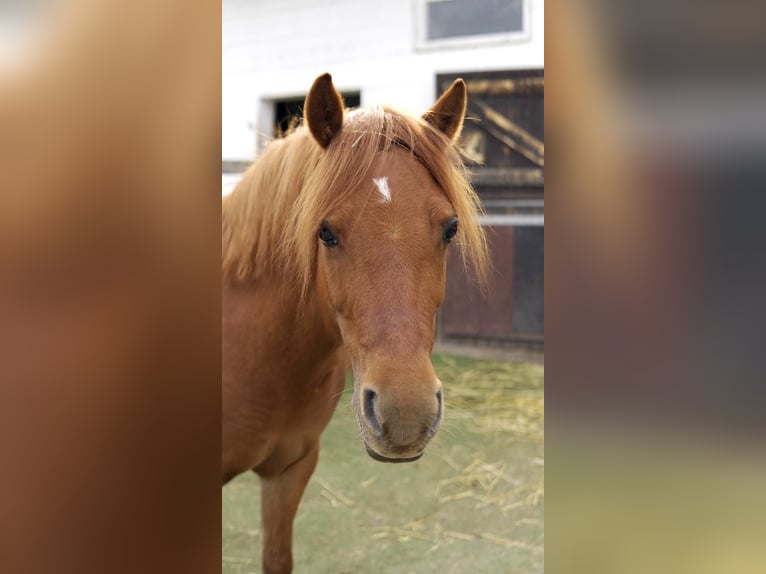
[365,516,541,555]
[316,477,355,508]
[436,357,544,440]
[222,556,253,565]
[479,532,540,552]
[433,458,543,513]
[430,357,545,515]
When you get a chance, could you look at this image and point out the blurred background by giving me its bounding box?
[546,0,766,572]
[222,1,545,573]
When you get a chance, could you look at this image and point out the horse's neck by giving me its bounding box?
[288,282,342,355]
[223,275,342,369]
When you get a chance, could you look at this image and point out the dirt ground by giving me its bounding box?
[222,354,544,573]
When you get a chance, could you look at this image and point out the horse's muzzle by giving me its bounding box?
[365,445,423,463]
[355,379,443,463]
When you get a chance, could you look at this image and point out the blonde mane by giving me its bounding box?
[222,106,488,296]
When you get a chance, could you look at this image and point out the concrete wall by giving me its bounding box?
[223,0,544,161]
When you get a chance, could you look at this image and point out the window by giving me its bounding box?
[416,0,528,50]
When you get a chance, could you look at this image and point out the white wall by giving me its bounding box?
[223,0,544,161]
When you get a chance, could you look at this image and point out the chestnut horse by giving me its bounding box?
[222,73,487,573]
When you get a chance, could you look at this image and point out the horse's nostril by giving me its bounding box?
[363,389,381,436]
[430,389,443,436]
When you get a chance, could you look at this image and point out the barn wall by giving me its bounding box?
[222,0,545,161]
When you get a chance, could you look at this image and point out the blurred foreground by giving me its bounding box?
[0,2,221,572]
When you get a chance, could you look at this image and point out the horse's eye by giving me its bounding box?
[318,223,339,247]
[442,217,458,243]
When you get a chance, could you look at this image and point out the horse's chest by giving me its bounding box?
[283,366,345,428]
[253,368,344,477]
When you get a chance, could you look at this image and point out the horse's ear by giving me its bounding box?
[423,78,467,142]
[305,73,344,148]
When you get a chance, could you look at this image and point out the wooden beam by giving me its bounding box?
[464,78,544,96]
[470,167,544,187]
[467,98,545,167]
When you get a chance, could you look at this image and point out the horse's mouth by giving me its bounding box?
[365,445,423,464]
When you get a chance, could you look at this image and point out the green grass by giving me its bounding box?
[222,354,544,573]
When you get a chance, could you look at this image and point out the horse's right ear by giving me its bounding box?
[304,73,344,148]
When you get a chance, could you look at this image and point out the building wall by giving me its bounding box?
[222,0,544,161]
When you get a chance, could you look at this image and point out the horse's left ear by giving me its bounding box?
[423,78,467,142]
[305,73,344,148]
